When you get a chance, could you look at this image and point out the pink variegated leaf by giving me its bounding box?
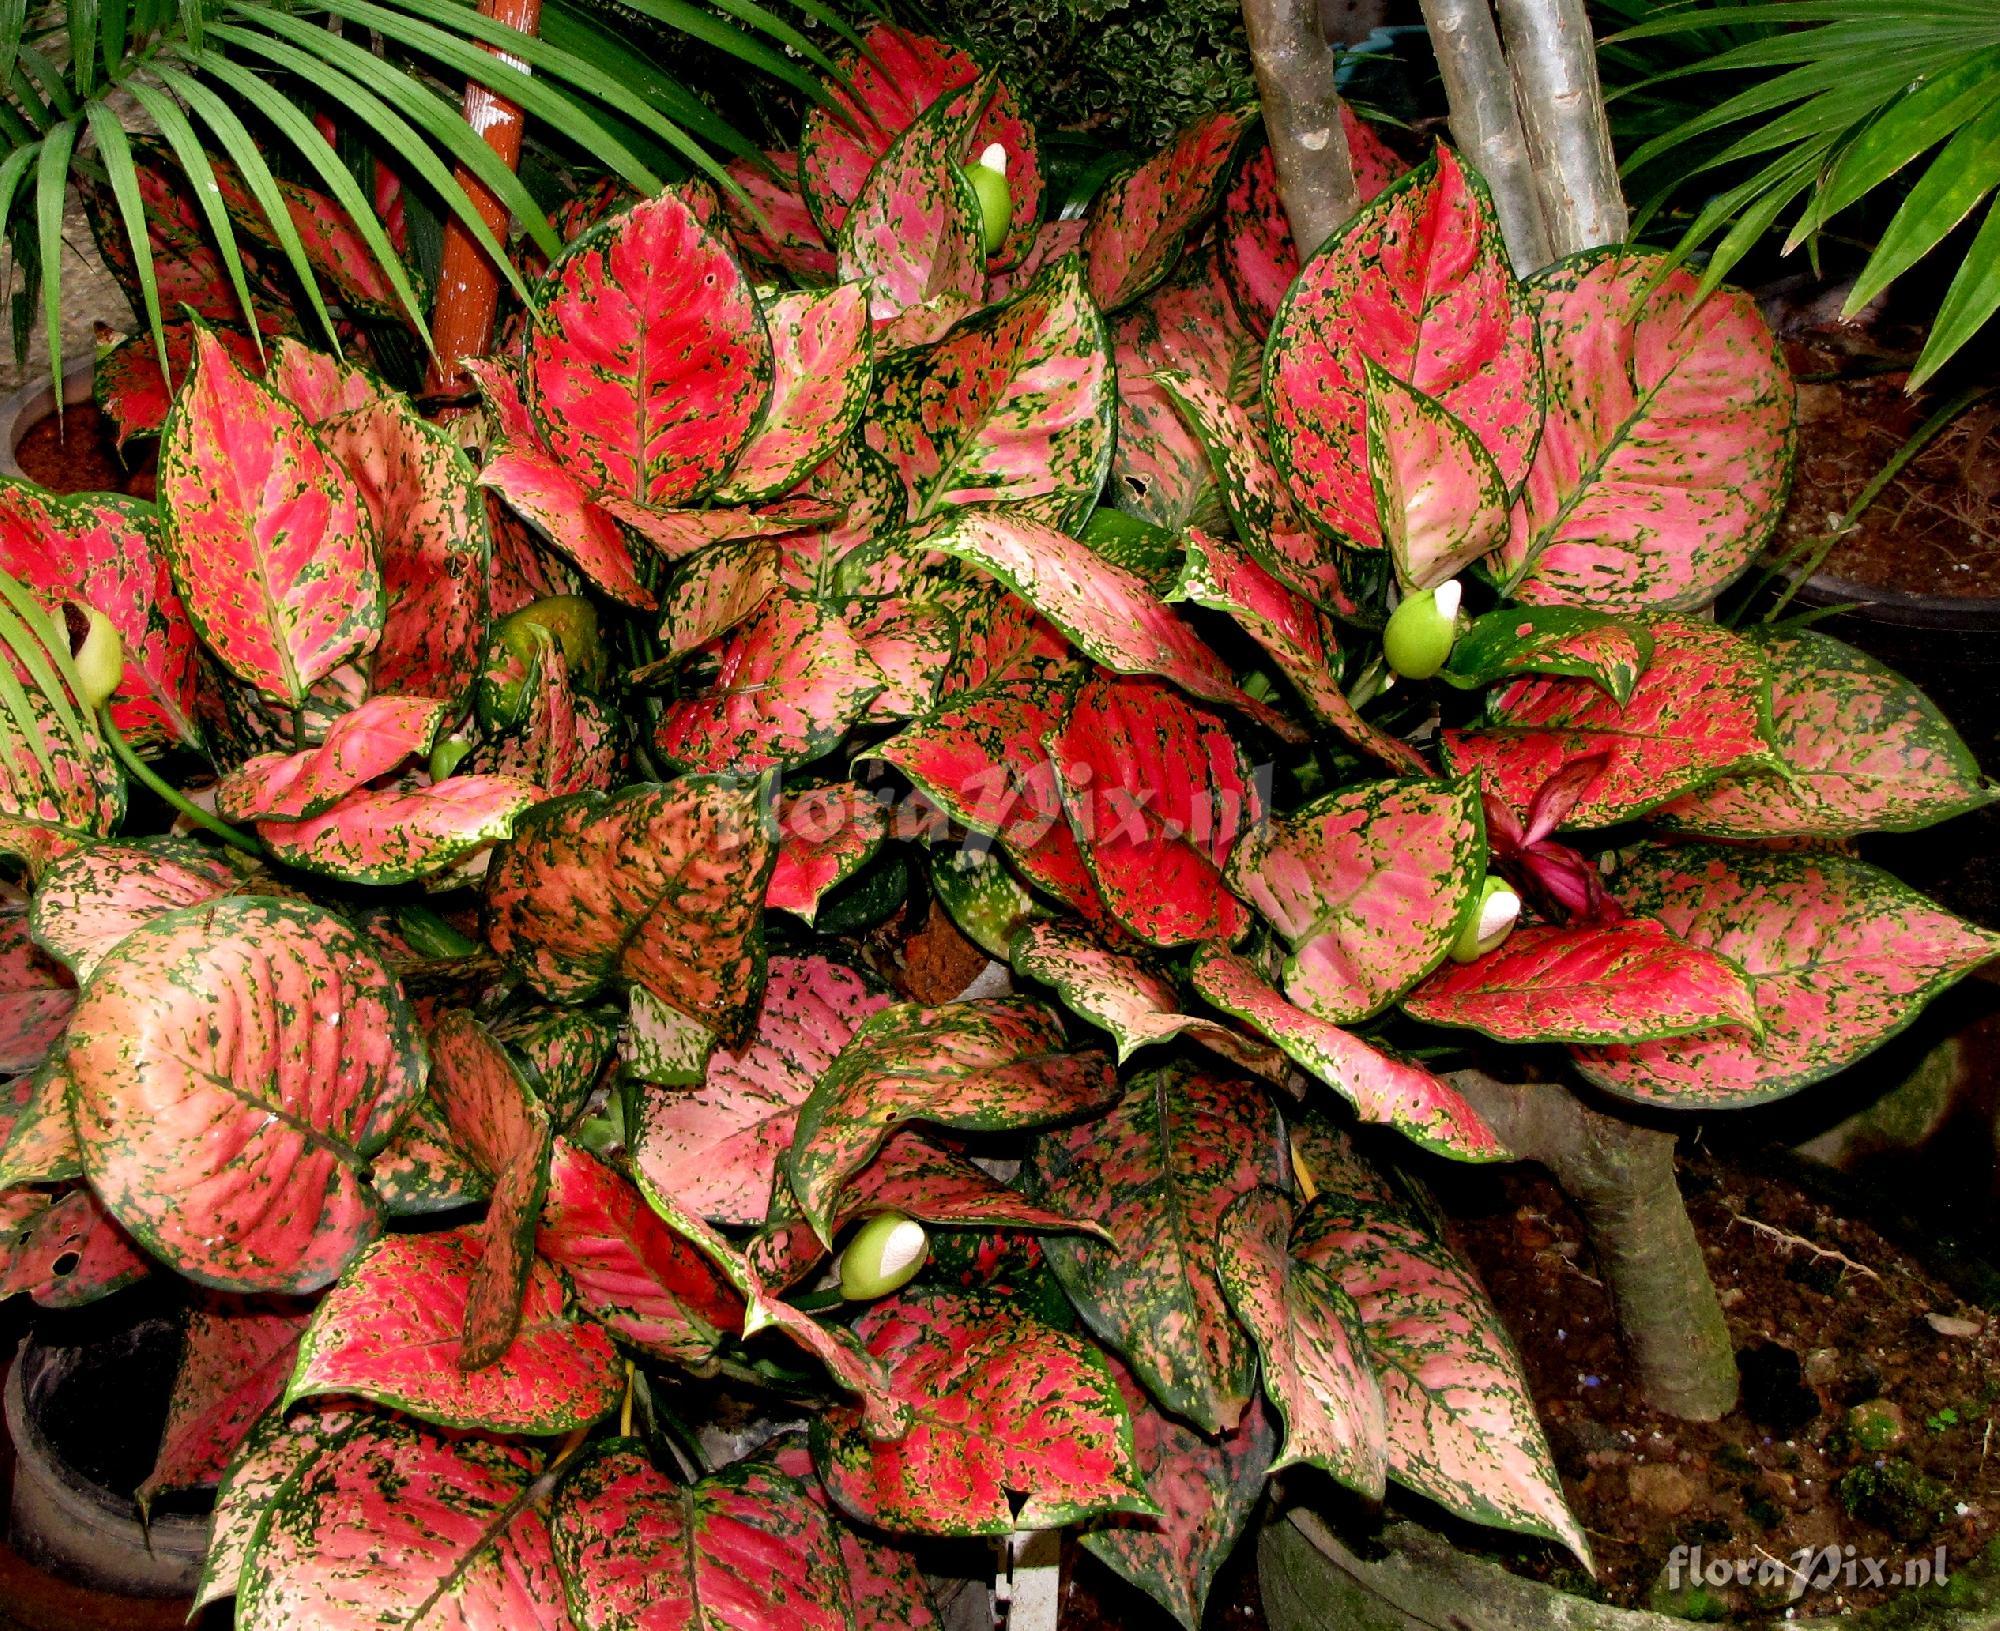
[485,776,774,1039]
[537,1137,743,1364]
[236,1414,570,1631]
[1082,1353,1277,1631]
[722,151,837,280]
[486,498,580,616]
[1048,671,1260,947]
[765,1436,943,1630]
[140,1296,311,1501]
[768,783,890,922]
[551,1442,850,1631]
[1441,618,1775,828]
[1501,251,1794,612]
[847,595,957,718]
[837,90,986,328]
[0,814,88,878]
[495,1007,617,1124]
[0,1186,149,1306]
[1405,920,1761,1044]
[27,837,235,980]
[988,216,1085,300]
[1266,147,1542,549]
[655,592,884,774]
[159,329,382,705]
[0,910,72,1077]
[1655,628,1993,837]
[0,1060,78,1187]
[774,439,908,597]
[62,896,424,1291]
[96,321,264,449]
[874,675,1072,852]
[1297,1194,1590,1566]
[811,1289,1154,1535]
[655,538,779,658]
[1084,108,1255,312]
[1226,776,1486,1022]
[936,580,1072,694]
[866,256,1114,525]
[1026,1063,1285,1432]
[1191,946,1507,1161]
[287,1228,621,1432]
[266,338,382,426]
[788,995,1117,1241]
[1573,844,2000,1106]
[527,193,772,513]
[925,508,1302,737]
[193,1401,358,1611]
[253,775,539,886]
[369,1090,490,1216]
[1439,604,1654,706]
[612,493,837,563]
[632,954,890,1226]
[1215,1184,1387,1491]
[717,286,873,503]
[1365,358,1510,590]
[216,693,445,822]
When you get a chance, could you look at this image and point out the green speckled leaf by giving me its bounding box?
[1440,605,1653,706]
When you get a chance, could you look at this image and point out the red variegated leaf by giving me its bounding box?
[552,1443,849,1631]
[768,783,890,921]
[193,1401,357,1611]
[837,90,986,328]
[655,593,884,773]
[722,151,836,280]
[1191,946,1507,1160]
[633,954,889,1226]
[1048,671,1259,947]
[612,494,837,563]
[61,896,424,1292]
[1655,628,1993,837]
[1440,604,1654,706]
[486,777,774,1039]
[288,1228,621,1432]
[848,595,957,718]
[866,256,1114,525]
[0,1060,78,1187]
[159,329,382,704]
[96,322,264,448]
[1217,1184,1385,1491]
[788,995,1117,1241]
[716,286,872,503]
[0,909,71,1076]
[267,338,382,426]
[0,1186,149,1306]
[236,1414,569,1631]
[811,1289,1153,1535]
[1573,844,2000,1106]
[217,693,444,821]
[141,1297,310,1500]
[1082,1353,1276,1631]
[1405,920,1761,1044]
[1226,776,1486,1022]
[1027,1063,1285,1432]
[656,539,779,659]
[537,1137,743,1364]
[1502,250,1794,611]
[1297,1194,1589,1565]
[765,1436,943,1630]
[527,193,772,513]
[499,1007,617,1123]
[1265,147,1542,549]
[988,217,1084,300]
[28,837,234,980]
[1441,618,1773,828]
[253,775,539,886]
[1085,109,1255,312]
[1365,358,1509,590]
[369,1090,490,1216]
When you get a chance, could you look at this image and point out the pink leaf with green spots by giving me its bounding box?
[526,192,772,513]
[368,1090,489,1217]
[27,837,234,980]
[847,595,957,718]
[1439,604,1654,705]
[1296,1194,1590,1565]
[193,1401,357,1612]
[1572,843,2000,1106]
[61,896,424,1292]
[1226,776,1486,1022]
[1364,357,1510,590]
[0,1060,78,1187]
[1191,946,1507,1160]
[1405,920,1762,1044]
[768,783,890,921]
[837,90,986,328]
[0,906,72,1075]
[1441,618,1774,828]
[1265,146,1542,549]
[1026,1063,1285,1432]
[158,329,382,705]
[788,995,1117,1241]
[1655,628,1993,837]
[716,286,873,503]
[1215,1184,1387,1491]
[633,954,890,1226]
[236,1414,570,1631]
[141,1297,310,1501]
[253,775,539,886]
[655,538,780,659]
[0,1186,149,1307]
[497,1007,618,1124]
[96,321,265,449]
[266,338,381,427]
[812,1289,1154,1535]
[1047,671,1260,947]
[764,1436,943,1630]
[216,693,444,822]
[485,776,775,1040]
[1084,108,1256,312]
[865,256,1114,525]
[722,151,836,281]
[536,1136,743,1364]
[1500,250,1794,612]
[287,1228,621,1433]
[551,1442,849,1631]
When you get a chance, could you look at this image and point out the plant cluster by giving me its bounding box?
[0,21,1993,1628]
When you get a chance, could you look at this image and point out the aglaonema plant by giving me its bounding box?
[0,21,1993,1630]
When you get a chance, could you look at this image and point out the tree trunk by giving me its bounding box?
[1491,0,1626,255]
[422,0,543,399]
[1451,1072,1739,1421]
[1241,0,1361,260]
[1417,0,1550,274]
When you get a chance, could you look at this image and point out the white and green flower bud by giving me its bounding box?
[1382,578,1462,681]
[838,1210,929,1301]
[1449,875,1521,964]
[964,143,1012,257]
[71,605,124,713]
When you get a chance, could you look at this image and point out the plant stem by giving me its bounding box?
[98,708,265,860]
[1493,0,1626,256]
[1451,1070,1739,1421]
[1419,0,1551,274]
[1240,0,1361,258]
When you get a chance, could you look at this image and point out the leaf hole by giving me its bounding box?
[50,1251,80,1277]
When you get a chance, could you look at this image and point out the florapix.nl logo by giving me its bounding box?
[1666,1542,1950,1604]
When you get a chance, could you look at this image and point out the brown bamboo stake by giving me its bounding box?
[423,0,542,398]
[1241,0,1361,260]
[1418,0,1551,274]
[1492,0,1627,255]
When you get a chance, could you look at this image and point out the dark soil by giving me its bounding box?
[14,405,156,498]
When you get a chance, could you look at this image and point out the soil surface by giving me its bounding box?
[14,403,156,498]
